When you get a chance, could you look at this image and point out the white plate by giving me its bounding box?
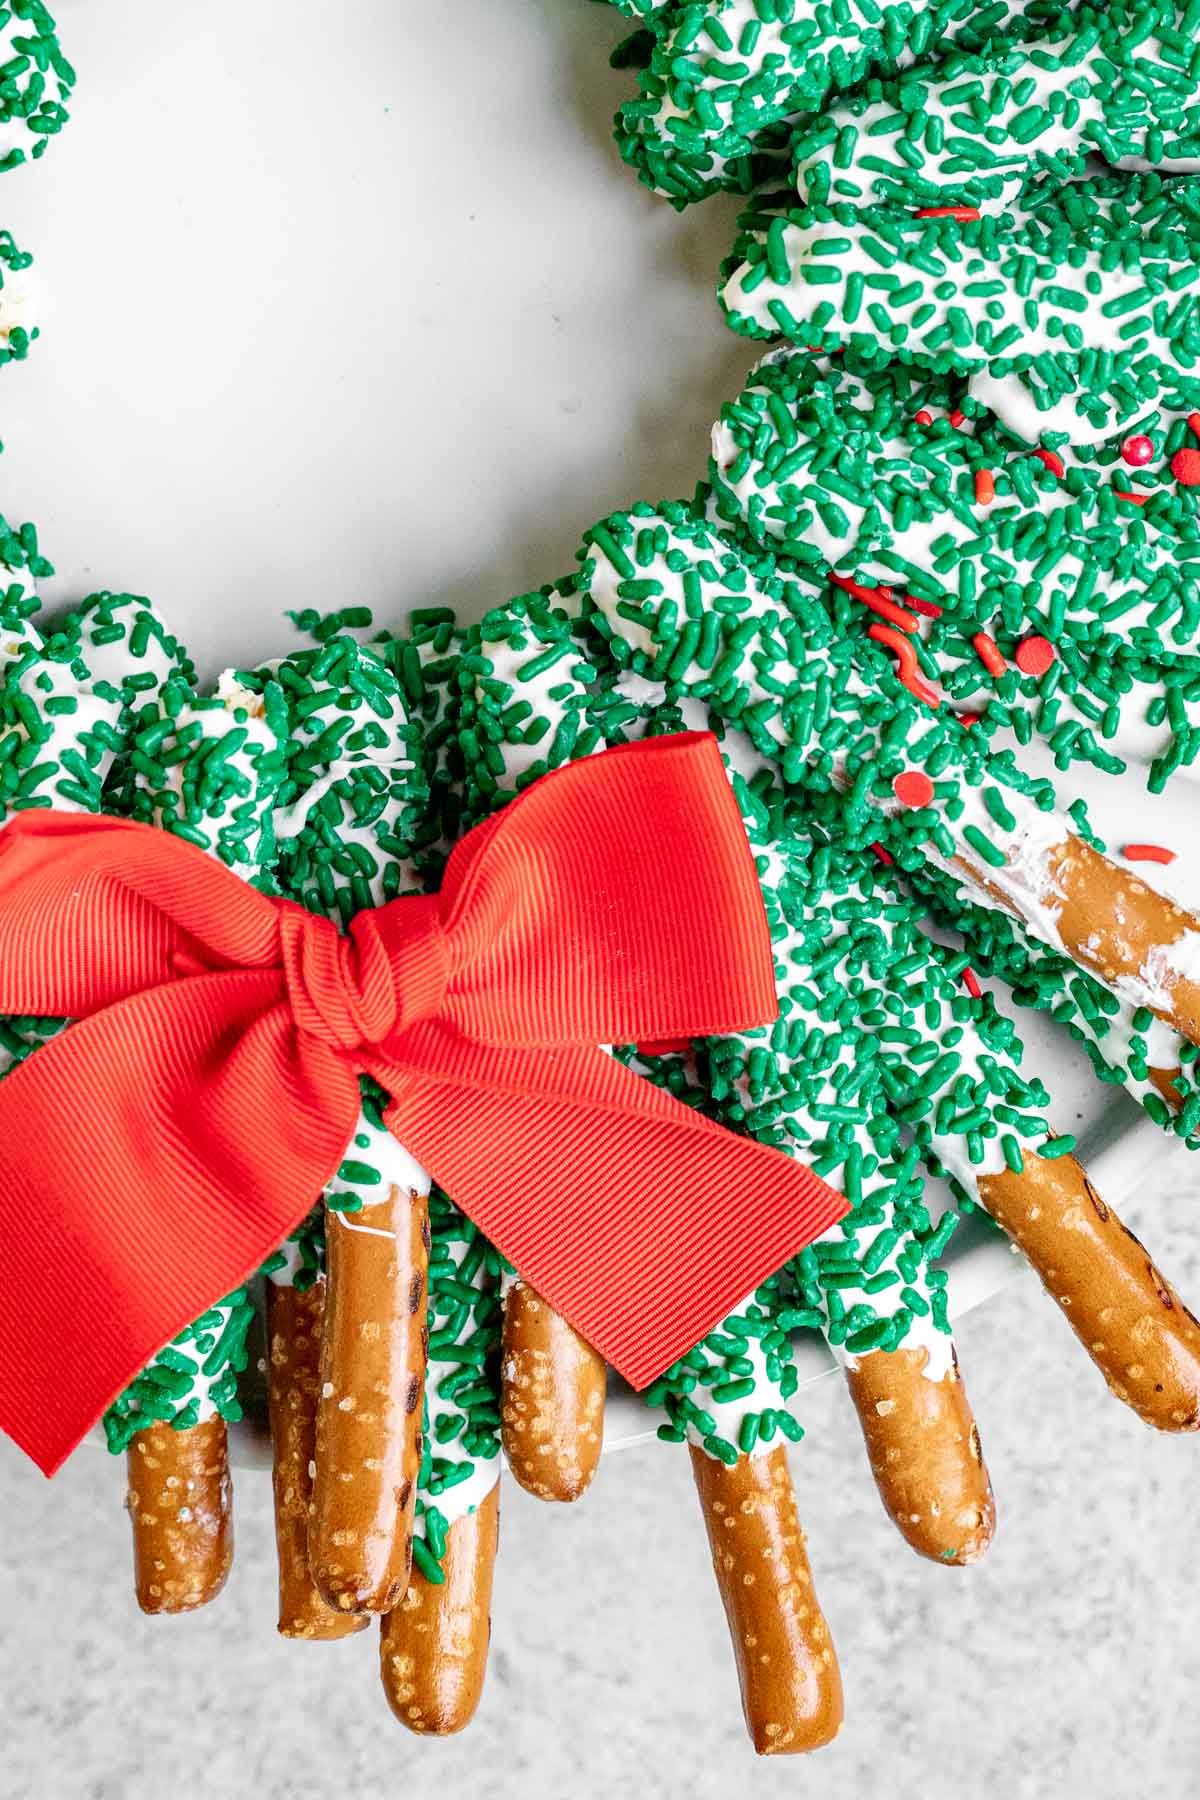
[18,1,1194,1460]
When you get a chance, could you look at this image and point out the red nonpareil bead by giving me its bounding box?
[1171,447,1200,487]
[1121,434,1154,467]
[892,770,935,809]
[1014,635,1056,677]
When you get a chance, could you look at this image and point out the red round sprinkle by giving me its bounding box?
[914,408,934,426]
[1031,448,1065,479]
[1171,447,1200,487]
[974,468,996,505]
[914,205,982,221]
[892,770,935,809]
[1121,434,1154,467]
[972,631,1007,678]
[1122,843,1177,866]
[870,842,895,866]
[1014,634,1056,677]
[961,968,983,999]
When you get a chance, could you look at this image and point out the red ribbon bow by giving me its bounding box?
[0,733,846,1474]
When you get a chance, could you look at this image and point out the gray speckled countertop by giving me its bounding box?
[3,1169,1199,1800]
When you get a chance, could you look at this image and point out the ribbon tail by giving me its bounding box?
[375,1036,847,1390]
[0,972,360,1474]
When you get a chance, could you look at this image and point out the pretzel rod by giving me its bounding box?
[844,1343,994,1565]
[380,1482,500,1735]
[500,1276,605,1502]
[125,1419,232,1615]
[110,676,286,1609]
[690,1443,842,1755]
[266,1279,367,1641]
[462,628,612,1502]
[309,1173,431,1614]
[979,1150,1200,1430]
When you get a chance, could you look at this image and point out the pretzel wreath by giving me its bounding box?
[0,0,1199,1763]
[4,434,1198,1750]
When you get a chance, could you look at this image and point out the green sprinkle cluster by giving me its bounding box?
[707,349,1200,790]
[721,173,1200,445]
[411,1188,504,1584]
[608,0,1030,207]
[0,2,73,169]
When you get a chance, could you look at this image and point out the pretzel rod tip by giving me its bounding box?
[690,1444,843,1755]
[380,1484,500,1735]
[501,1278,605,1502]
[125,1418,233,1615]
[846,1342,995,1565]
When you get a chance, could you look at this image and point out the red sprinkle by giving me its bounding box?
[972,631,1007,678]
[892,770,935,809]
[870,842,895,866]
[1171,447,1200,487]
[867,623,941,708]
[1122,843,1177,866]
[1188,413,1200,441]
[974,468,996,505]
[948,409,967,430]
[1120,434,1154,467]
[830,572,920,633]
[1031,448,1065,479]
[914,408,934,427]
[1014,634,1056,677]
[1114,489,1147,505]
[914,205,982,221]
[906,594,945,618]
[957,711,982,728]
[961,968,983,1000]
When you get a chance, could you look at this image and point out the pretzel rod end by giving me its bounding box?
[501,1279,605,1503]
[845,1342,995,1565]
[380,1483,499,1735]
[981,1151,1200,1433]
[125,1418,233,1615]
[690,1443,843,1755]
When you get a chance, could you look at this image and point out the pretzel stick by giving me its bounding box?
[501,1277,605,1501]
[309,1176,431,1614]
[380,1482,500,1734]
[979,1150,1200,1430]
[690,1444,843,1755]
[844,1342,994,1564]
[961,832,1200,1046]
[266,1280,368,1640]
[126,1419,233,1615]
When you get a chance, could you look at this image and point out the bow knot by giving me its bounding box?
[278,894,449,1055]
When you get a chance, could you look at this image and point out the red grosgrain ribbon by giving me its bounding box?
[0,733,846,1473]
